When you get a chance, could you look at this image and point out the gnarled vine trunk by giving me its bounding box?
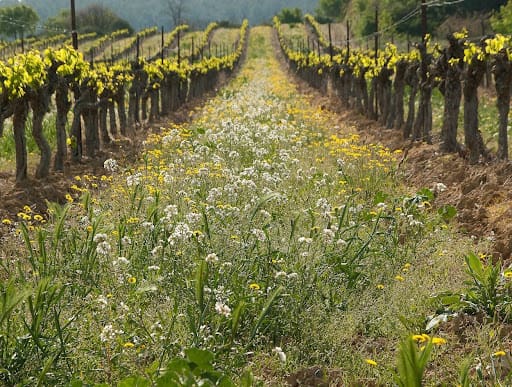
[55,81,71,171]
[412,43,433,143]
[463,56,488,164]
[439,35,464,153]
[13,99,29,183]
[404,63,419,139]
[493,51,512,160]
[108,100,117,138]
[99,97,111,146]
[391,60,407,130]
[115,86,127,136]
[30,87,52,178]
[81,87,99,158]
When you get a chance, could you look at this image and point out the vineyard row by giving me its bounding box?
[276,16,512,164]
[0,20,249,183]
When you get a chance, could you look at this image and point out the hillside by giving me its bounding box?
[0,0,315,29]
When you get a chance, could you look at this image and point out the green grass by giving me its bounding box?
[398,85,505,156]
[0,113,58,165]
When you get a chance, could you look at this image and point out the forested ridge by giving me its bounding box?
[0,0,315,29]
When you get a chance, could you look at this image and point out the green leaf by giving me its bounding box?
[239,370,257,387]
[373,191,389,205]
[0,280,30,326]
[438,205,457,221]
[145,360,160,377]
[249,193,278,223]
[231,301,245,341]
[250,285,284,341]
[465,253,484,279]
[440,294,462,306]
[185,348,215,371]
[217,376,236,387]
[117,377,151,387]
[195,260,208,311]
[417,188,434,201]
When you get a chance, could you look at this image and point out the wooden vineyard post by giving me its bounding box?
[328,23,333,62]
[70,0,82,161]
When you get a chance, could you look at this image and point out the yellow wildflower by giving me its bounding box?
[432,337,447,345]
[412,334,430,343]
[365,359,377,366]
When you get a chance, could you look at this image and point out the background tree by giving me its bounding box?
[167,0,187,27]
[0,5,39,39]
[277,8,303,24]
[44,4,133,36]
[315,0,349,22]
[77,4,133,35]
[491,0,512,33]
[43,9,69,34]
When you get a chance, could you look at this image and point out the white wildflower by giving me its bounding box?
[163,172,174,184]
[93,233,108,243]
[126,172,142,187]
[205,253,219,264]
[151,245,163,256]
[322,228,335,244]
[164,204,179,218]
[100,323,115,343]
[186,212,202,225]
[168,223,192,244]
[252,228,266,242]
[162,135,173,145]
[434,182,448,193]
[336,239,347,247]
[273,347,287,363]
[96,241,112,256]
[142,221,155,231]
[113,256,130,266]
[103,158,119,173]
[198,167,209,177]
[97,295,109,307]
[215,301,231,317]
[376,202,387,210]
[121,236,132,246]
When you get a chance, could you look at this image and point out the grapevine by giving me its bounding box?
[0,20,249,182]
[275,15,512,163]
